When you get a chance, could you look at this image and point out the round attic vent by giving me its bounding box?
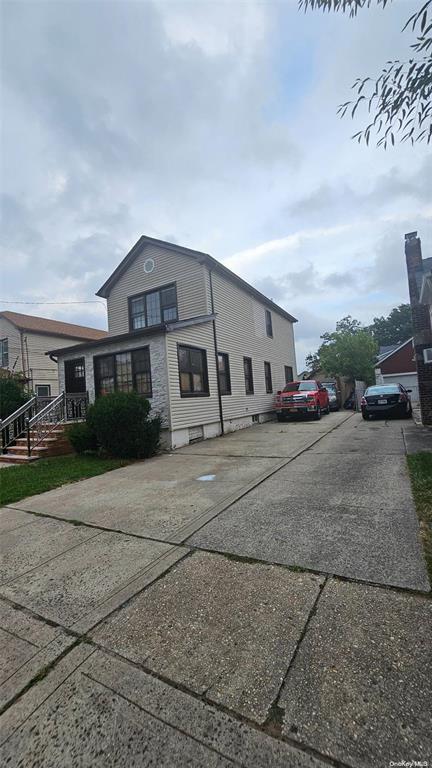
[143,258,155,274]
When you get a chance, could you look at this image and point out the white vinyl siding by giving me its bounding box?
[106,244,209,336]
[0,318,22,375]
[166,322,219,431]
[0,318,87,396]
[210,270,297,422]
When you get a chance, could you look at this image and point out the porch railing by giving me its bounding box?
[25,392,89,457]
[1,397,38,453]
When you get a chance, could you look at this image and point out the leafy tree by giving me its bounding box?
[319,329,378,382]
[306,315,378,382]
[305,351,321,372]
[0,376,27,419]
[369,303,413,345]
[300,0,432,146]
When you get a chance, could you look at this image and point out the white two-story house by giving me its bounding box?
[50,236,298,448]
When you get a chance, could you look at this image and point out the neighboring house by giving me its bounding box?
[405,231,432,425]
[0,311,107,397]
[49,235,298,449]
[375,338,419,403]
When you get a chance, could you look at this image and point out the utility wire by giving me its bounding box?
[0,299,105,306]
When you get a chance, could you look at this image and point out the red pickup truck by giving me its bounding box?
[274,380,330,421]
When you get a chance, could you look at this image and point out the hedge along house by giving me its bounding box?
[49,236,298,449]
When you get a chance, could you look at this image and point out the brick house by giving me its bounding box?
[405,232,432,425]
[375,339,419,404]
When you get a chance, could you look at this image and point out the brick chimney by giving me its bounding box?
[405,231,432,425]
[405,231,422,304]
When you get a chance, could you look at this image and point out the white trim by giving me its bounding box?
[377,337,413,365]
[382,372,418,378]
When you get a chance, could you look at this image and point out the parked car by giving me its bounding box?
[274,380,330,421]
[320,381,341,411]
[361,384,412,420]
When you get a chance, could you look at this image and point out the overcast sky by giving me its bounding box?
[1,0,430,369]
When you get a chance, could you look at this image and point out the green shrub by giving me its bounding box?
[67,422,98,455]
[0,377,27,419]
[87,391,161,459]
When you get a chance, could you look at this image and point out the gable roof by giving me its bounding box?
[376,337,413,365]
[0,311,107,341]
[96,235,297,323]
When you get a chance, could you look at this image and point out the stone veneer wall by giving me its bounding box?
[58,334,170,429]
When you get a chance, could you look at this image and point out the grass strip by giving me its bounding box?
[0,455,129,506]
[407,451,432,586]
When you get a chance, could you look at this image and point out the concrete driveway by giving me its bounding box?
[1,412,430,767]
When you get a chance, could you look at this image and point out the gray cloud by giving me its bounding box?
[1,0,429,371]
[287,156,432,222]
[254,264,359,301]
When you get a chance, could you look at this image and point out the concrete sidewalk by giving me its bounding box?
[1,413,430,766]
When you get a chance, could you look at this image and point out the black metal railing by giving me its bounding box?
[1,397,38,453]
[25,392,89,456]
[65,392,89,421]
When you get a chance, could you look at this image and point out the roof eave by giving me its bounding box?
[47,324,166,356]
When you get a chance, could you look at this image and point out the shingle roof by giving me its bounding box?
[0,311,107,341]
[377,344,398,360]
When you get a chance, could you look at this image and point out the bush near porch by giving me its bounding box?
[0,376,27,419]
[68,392,161,460]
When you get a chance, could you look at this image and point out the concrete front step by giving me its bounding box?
[13,436,70,447]
[6,444,72,456]
[0,453,39,464]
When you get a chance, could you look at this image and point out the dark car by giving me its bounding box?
[321,381,341,411]
[361,384,412,420]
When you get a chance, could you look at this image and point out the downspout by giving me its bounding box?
[20,332,26,377]
[209,270,224,436]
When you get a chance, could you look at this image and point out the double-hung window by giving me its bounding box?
[217,352,231,395]
[284,365,293,383]
[94,347,152,397]
[0,338,9,368]
[129,284,177,330]
[243,357,254,395]
[264,361,273,393]
[178,345,209,396]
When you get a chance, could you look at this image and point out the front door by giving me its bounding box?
[64,358,86,393]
